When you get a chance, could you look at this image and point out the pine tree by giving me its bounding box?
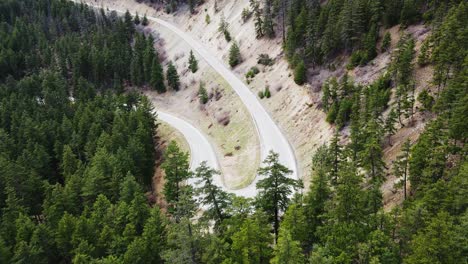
[231,211,273,263]
[262,0,275,38]
[393,139,411,200]
[194,161,231,225]
[161,141,191,215]
[417,37,431,66]
[255,151,301,242]
[143,36,156,84]
[142,14,149,26]
[188,50,198,73]
[271,229,306,264]
[166,61,180,91]
[293,60,306,85]
[228,41,241,67]
[304,150,331,249]
[134,12,141,25]
[150,57,166,93]
[381,32,392,52]
[198,82,208,104]
[384,108,398,145]
[251,0,264,38]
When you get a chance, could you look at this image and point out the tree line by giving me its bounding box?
[0,0,466,263]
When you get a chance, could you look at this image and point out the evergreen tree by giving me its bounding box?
[304,148,331,250]
[228,41,241,67]
[255,151,301,242]
[393,139,411,200]
[231,211,272,263]
[405,211,465,263]
[194,161,231,225]
[134,12,141,25]
[293,60,306,85]
[161,141,191,216]
[188,50,198,73]
[381,32,392,52]
[166,61,180,91]
[417,38,431,66]
[142,14,149,26]
[262,0,275,38]
[384,108,398,145]
[251,0,264,38]
[150,57,166,93]
[198,82,208,104]
[271,229,306,264]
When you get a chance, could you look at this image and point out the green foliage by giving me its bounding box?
[258,90,265,99]
[228,41,241,67]
[142,14,149,26]
[245,66,260,79]
[251,0,263,38]
[188,50,198,73]
[255,151,301,241]
[134,12,141,25]
[150,57,166,93]
[381,32,392,52]
[271,229,306,264]
[257,54,273,66]
[231,211,272,263]
[417,37,431,66]
[293,60,306,85]
[166,61,180,91]
[194,161,231,225]
[264,86,271,98]
[218,13,231,42]
[417,89,434,112]
[198,82,208,104]
[205,14,211,24]
[161,141,192,216]
[262,0,275,38]
[241,7,251,22]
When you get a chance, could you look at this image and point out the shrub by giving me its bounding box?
[198,82,208,104]
[205,14,211,24]
[418,89,434,111]
[257,54,273,66]
[258,91,265,99]
[241,8,251,22]
[224,30,231,42]
[381,32,391,52]
[245,66,260,79]
[264,86,271,98]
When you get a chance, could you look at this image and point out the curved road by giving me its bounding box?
[77,0,299,195]
[158,111,261,197]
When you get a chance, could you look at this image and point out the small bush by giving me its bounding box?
[198,82,208,104]
[205,14,211,24]
[257,54,273,66]
[241,8,251,22]
[224,30,231,42]
[258,91,265,99]
[245,66,260,79]
[264,86,271,98]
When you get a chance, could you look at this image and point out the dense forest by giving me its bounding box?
[1,0,467,263]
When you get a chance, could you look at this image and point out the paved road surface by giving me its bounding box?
[158,111,260,197]
[76,0,299,197]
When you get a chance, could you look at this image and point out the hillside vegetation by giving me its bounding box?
[0,0,466,263]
